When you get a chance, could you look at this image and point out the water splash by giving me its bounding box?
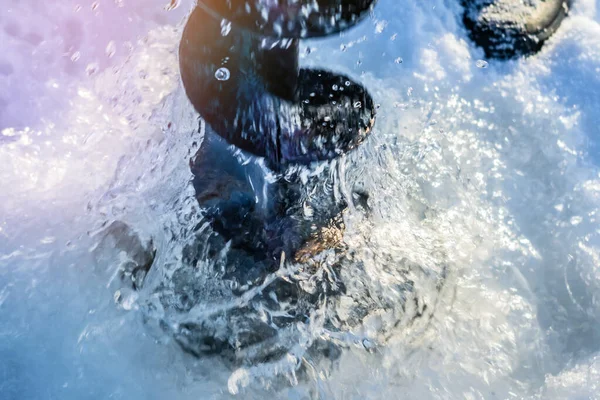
[1,0,600,399]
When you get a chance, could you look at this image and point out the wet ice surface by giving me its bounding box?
[1,0,600,398]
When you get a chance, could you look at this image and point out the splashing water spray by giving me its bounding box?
[159,0,380,366]
[136,0,384,380]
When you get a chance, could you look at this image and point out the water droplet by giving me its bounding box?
[220,19,232,36]
[345,81,351,87]
[375,20,388,34]
[214,67,230,81]
[86,62,99,76]
[70,51,81,62]
[227,280,239,290]
[394,57,403,64]
[164,0,180,11]
[570,216,583,225]
[91,2,99,10]
[362,339,376,351]
[40,236,56,244]
[332,84,339,91]
[354,101,362,108]
[105,41,116,58]
[476,59,489,68]
[114,289,138,311]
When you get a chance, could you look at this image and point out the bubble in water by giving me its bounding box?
[476,59,489,68]
[70,51,81,62]
[215,67,230,81]
[354,101,362,108]
[394,57,403,64]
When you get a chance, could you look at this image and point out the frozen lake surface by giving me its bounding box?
[1,0,600,398]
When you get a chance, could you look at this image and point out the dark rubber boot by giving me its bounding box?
[462,0,572,59]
